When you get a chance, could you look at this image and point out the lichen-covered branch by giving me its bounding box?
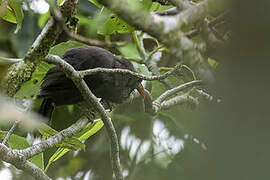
[0,143,51,180]
[0,98,52,180]
[3,0,78,97]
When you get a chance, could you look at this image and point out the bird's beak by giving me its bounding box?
[136,83,146,99]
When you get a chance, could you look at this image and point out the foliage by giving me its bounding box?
[0,0,24,33]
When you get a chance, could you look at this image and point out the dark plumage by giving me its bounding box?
[38,46,145,119]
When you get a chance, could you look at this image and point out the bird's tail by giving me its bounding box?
[38,98,55,121]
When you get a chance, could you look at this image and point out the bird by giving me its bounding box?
[37,46,145,119]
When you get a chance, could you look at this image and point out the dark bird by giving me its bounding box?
[38,46,145,119]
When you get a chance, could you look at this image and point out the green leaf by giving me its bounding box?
[208,58,219,69]
[149,2,160,11]
[98,15,134,35]
[15,62,53,100]
[59,137,85,150]
[0,1,17,23]
[57,0,65,6]
[45,120,103,171]
[38,123,85,150]
[118,42,141,61]
[149,2,174,12]
[77,11,109,37]
[9,0,24,33]
[38,11,50,28]
[0,0,24,33]
[1,10,17,23]
[44,148,69,172]
[136,63,152,76]
[151,80,167,99]
[88,0,102,8]
[49,40,87,56]
[0,131,29,149]
[125,0,152,10]
[0,131,44,169]
[140,0,152,10]
[75,119,104,140]
[38,123,59,137]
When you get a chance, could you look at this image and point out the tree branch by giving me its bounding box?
[14,117,88,159]
[49,2,119,48]
[176,0,225,26]
[44,54,124,180]
[169,0,193,10]
[0,143,51,180]
[0,57,23,65]
[160,93,199,110]
[64,28,119,48]
[153,80,202,112]
[3,0,78,97]
[98,0,225,82]
[78,62,182,81]
[0,97,89,180]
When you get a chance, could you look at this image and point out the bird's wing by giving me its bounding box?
[64,46,115,70]
[38,67,76,96]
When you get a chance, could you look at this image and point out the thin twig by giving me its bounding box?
[63,26,119,48]
[0,57,23,65]
[50,2,118,48]
[2,122,18,145]
[185,29,199,38]
[132,31,147,60]
[196,89,221,103]
[153,80,202,112]
[133,31,174,88]
[146,45,166,63]
[209,10,229,27]
[78,63,183,81]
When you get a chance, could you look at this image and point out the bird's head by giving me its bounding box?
[114,57,146,101]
